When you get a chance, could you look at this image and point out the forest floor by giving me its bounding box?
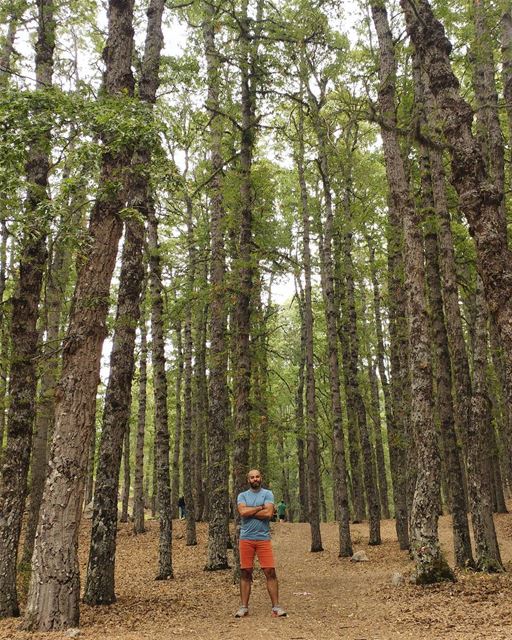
[3,510,512,640]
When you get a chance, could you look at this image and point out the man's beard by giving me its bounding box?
[250,480,261,489]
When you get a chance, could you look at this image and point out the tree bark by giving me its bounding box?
[171,316,183,519]
[502,4,512,160]
[23,0,135,624]
[295,89,322,552]
[21,192,84,568]
[401,0,512,435]
[467,278,504,569]
[133,302,148,535]
[120,425,131,523]
[148,209,173,580]
[294,278,309,523]
[83,213,144,605]
[202,1,230,571]
[371,0,452,582]
[417,128,474,569]
[367,239,409,547]
[0,0,55,618]
[183,190,197,546]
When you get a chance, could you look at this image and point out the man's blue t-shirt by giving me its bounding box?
[237,488,274,541]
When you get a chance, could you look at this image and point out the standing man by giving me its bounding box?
[235,469,287,618]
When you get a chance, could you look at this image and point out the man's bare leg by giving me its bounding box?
[240,569,253,607]
[263,568,278,606]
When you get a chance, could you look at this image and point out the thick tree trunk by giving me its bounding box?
[371,1,452,583]
[417,134,474,568]
[295,94,322,552]
[203,1,230,571]
[401,0,512,432]
[414,58,474,568]
[232,0,259,581]
[502,5,512,159]
[83,215,144,605]
[472,0,507,243]
[133,307,148,535]
[21,196,83,567]
[468,279,503,570]
[148,210,173,580]
[421,64,503,572]
[367,241,408,547]
[23,0,135,626]
[0,0,55,618]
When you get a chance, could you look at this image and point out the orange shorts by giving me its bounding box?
[239,539,275,569]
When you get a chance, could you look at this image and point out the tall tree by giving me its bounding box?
[400,0,512,435]
[371,0,452,582]
[0,0,55,617]
[295,87,323,552]
[23,0,136,628]
[133,304,148,535]
[203,0,230,571]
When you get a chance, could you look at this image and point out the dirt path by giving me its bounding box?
[2,513,512,640]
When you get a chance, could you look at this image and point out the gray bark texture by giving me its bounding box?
[183,192,197,546]
[83,217,144,606]
[23,0,136,627]
[401,0,512,441]
[203,3,230,571]
[133,307,148,535]
[371,0,452,583]
[0,0,55,618]
[148,210,173,580]
[295,93,322,552]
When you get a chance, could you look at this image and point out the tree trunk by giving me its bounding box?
[21,192,83,568]
[232,0,259,580]
[401,0,512,434]
[294,281,309,523]
[468,278,503,570]
[0,219,8,454]
[367,240,409,548]
[172,317,183,519]
[120,425,131,523]
[367,351,391,520]
[148,209,173,580]
[82,212,144,605]
[183,191,197,545]
[0,0,55,618]
[0,1,27,84]
[202,1,230,571]
[24,0,135,625]
[472,0,507,243]
[420,59,503,573]
[502,4,512,159]
[418,134,474,569]
[295,92,322,552]
[340,225,381,545]
[193,293,208,521]
[371,0,452,583]
[133,304,148,535]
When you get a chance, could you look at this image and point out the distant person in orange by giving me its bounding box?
[234,469,287,618]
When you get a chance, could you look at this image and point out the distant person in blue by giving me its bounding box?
[234,469,287,619]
